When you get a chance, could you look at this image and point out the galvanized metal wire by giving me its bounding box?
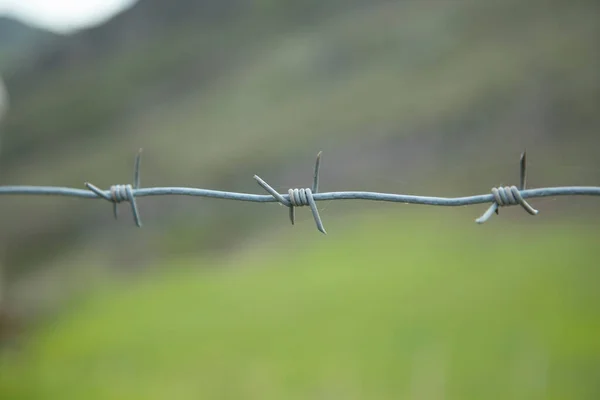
[1,149,599,234]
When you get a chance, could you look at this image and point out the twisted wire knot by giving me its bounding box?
[476,151,539,224]
[110,184,134,203]
[491,186,537,214]
[84,149,143,227]
[288,188,313,207]
[254,152,326,234]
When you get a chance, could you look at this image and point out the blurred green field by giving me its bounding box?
[1,209,599,399]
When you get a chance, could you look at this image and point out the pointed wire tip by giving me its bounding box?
[134,149,143,190]
[85,182,112,201]
[519,149,528,191]
[520,150,527,168]
[252,175,265,185]
[312,151,322,194]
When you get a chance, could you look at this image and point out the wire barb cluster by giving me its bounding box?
[1,149,599,234]
[84,149,144,227]
[254,151,326,234]
[475,151,539,224]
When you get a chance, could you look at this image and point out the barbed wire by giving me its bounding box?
[1,149,599,234]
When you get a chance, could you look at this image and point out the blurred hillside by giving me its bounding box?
[0,0,599,321]
[0,16,61,71]
[0,0,366,163]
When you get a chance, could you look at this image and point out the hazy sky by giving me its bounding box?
[0,0,136,33]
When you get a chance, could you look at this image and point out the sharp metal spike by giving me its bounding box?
[313,151,322,193]
[306,189,326,234]
[254,175,290,207]
[289,205,295,225]
[520,150,527,190]
[134,148,143,190]
[85,182,112,201]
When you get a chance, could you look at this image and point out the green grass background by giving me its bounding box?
[2,209,599,399]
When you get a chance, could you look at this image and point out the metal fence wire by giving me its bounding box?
[1,149,599,234]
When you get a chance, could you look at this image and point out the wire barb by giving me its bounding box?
[476,150,538,224]
[1,150,599,234]
[313,151,322,193]
[84,149,143,227]
[254,151,326,234]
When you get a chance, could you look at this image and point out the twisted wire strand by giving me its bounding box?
[0,150,599,233]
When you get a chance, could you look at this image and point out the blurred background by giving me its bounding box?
[0,0,599,398]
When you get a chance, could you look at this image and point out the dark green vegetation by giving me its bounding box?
[1,211,599,399]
